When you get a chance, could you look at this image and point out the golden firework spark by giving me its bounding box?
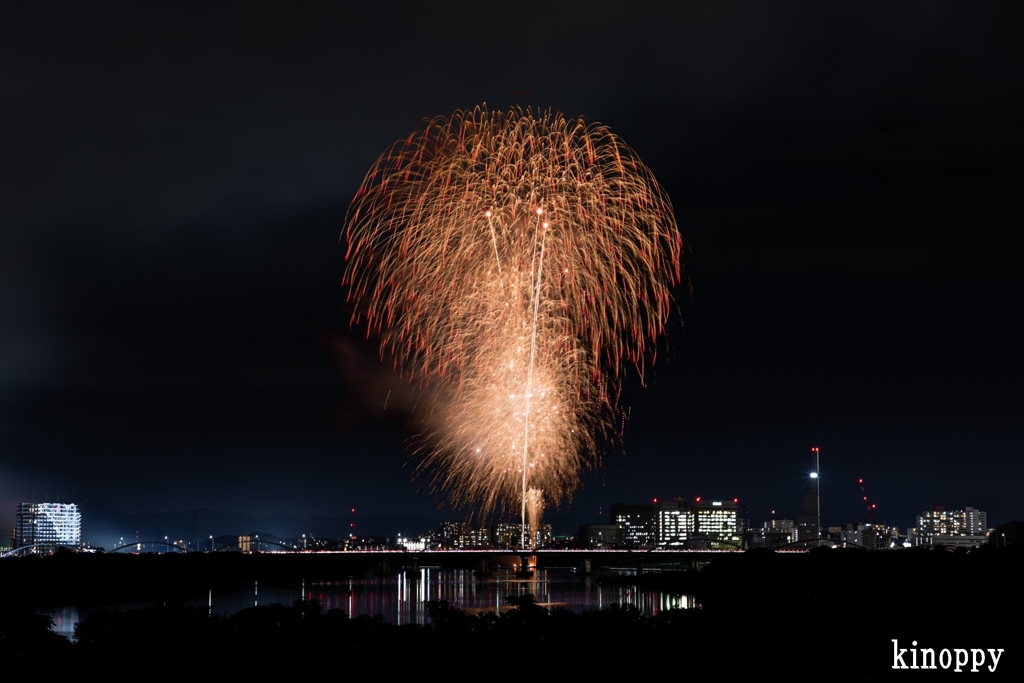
[343,105,683,547]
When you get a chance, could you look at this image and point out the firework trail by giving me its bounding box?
[343,105,683,547]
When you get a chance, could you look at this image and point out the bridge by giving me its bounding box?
[1,544,818,574]
[109,540,188,554]
[1,544,83,559]
[240,547,765,575]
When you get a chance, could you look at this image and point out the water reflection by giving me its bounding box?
[40,568,693,637]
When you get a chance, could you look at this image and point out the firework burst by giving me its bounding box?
[343,105,683,547]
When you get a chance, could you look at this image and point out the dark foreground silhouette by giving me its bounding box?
[3,545,1023,677]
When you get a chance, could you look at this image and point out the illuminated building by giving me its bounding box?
[964,507,988,535]
[439,521,464,547]
[746,518,795,549]
[397,534,428,551]
[823,526,845,545]
[610,502,657,548]
[605,498,740,548]
[912,506,990,548]
[917,506,964,536]
[491,522,524,548]
[577,524,622,548]
[842,523,901,550]
[765,518,795,533]
[736,503,750,539]
[439,522,492,549]
[690,499,740,548]
[490,522,552,549]
[15,502,81,551]
[465,527,492,548]
[238,535,252,553]
[656,498,692,547]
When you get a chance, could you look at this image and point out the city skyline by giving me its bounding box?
[1,4,1021,533]
[2,487,1002,554]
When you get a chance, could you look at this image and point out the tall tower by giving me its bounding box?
[812,446,820,533]
[796,447,821,542]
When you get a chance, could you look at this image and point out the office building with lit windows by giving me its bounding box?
[465,527,493,548]
[690,499,741,548]
[912,506,990,548]
[656,498,693,547]
[842,523,901,550]
[439,521,464,547]
[917,506,965,536]
[746,518,795,549]
[610,502,657,548]
[964,507,988,535]
[14,502,81,550]
[490,522,552,549]
[440,521,490,549]
[603,498,740,549]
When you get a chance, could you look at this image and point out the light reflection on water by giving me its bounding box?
[40,568,693,638]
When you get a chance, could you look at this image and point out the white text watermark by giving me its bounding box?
[893,639,1004,672]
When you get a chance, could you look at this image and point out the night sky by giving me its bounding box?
[2,3,1022,535]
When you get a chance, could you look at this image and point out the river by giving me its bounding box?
[40,567,694,638]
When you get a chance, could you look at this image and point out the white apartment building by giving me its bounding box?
[15,502,81,550]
